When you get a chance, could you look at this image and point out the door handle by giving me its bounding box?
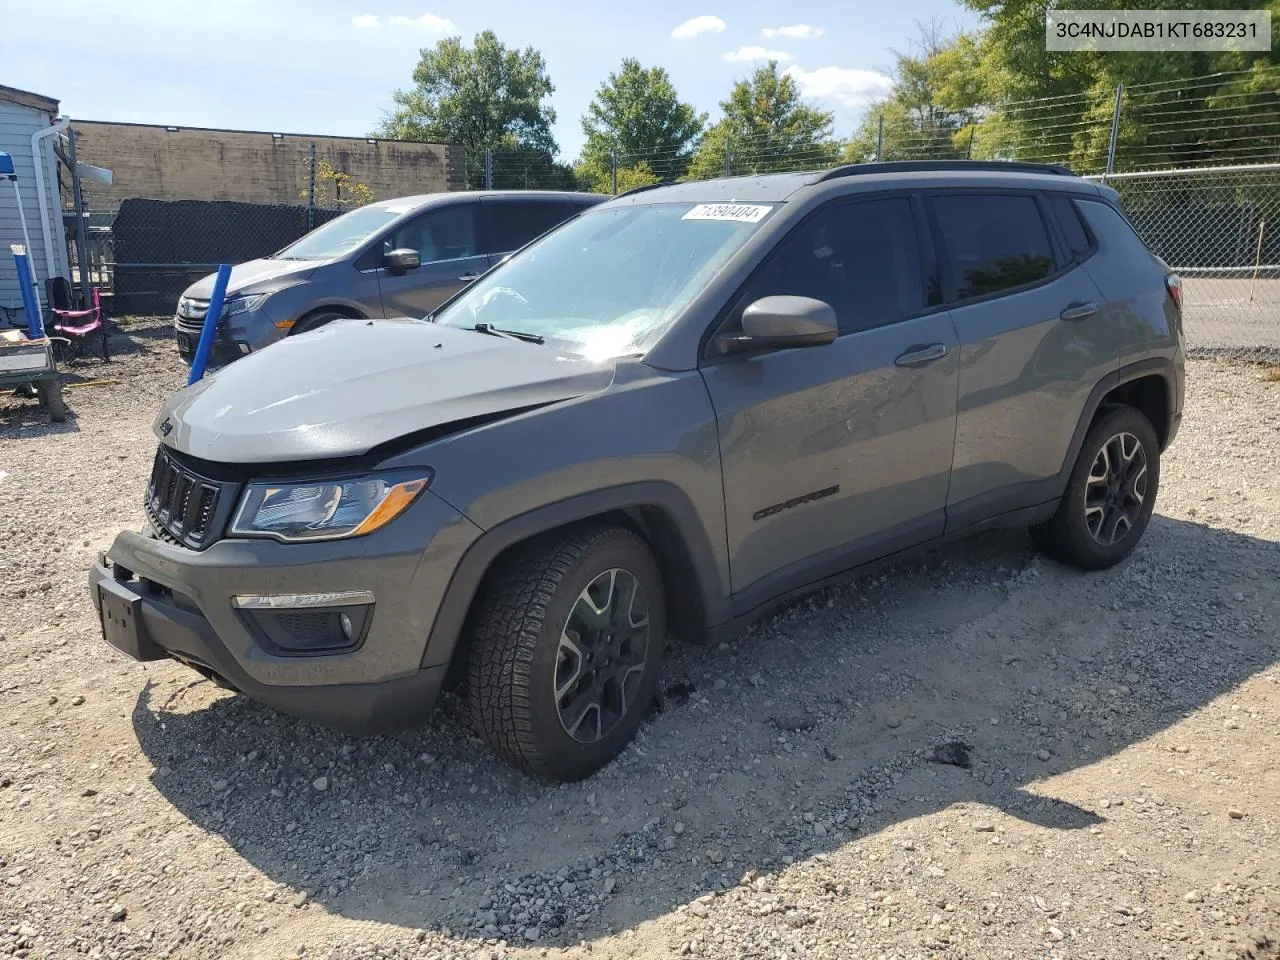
[1059,301,1098,321]
[895,343,949,367]
[459,273,481,282]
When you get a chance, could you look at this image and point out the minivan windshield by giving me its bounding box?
[273,205,402,260]
[433,201,774,358]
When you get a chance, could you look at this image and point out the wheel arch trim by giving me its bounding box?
[420,481,731,669]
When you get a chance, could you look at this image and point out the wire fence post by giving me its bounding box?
[1105,84,1124,181]
[876,113,884,162]
[610,153,618,195]
[966,124,976,160]
[484,150,494,190]
[306,141,316,231]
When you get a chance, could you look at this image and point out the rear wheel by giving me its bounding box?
[1031,405,1160,570]
[37,379,66,423]
[466,525,666,781]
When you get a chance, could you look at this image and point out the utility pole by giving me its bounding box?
[66,129,92,307]
[876,113,884,162]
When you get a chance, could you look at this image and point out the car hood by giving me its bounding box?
[157,320,617,463]
[183,258,319,298]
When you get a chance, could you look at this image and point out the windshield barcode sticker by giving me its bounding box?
[682,203,773,223]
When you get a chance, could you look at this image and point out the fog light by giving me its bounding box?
[340,611,354,641]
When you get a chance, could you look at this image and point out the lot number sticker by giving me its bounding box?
[682,203,773,223]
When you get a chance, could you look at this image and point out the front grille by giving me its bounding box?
[175,297,212,331]
[146,446,222,548]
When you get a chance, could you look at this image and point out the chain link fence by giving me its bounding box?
[1086,165,1280,362]
[57,131,462,316]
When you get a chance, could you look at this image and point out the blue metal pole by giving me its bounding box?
[11,245,42,338]
[187,263,232,385]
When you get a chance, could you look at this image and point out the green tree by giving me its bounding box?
[378,30,558,187]
[686,62,839,179]
[580,59,706,181]
[960,0,1280,170]
[845,26,987,164]
[574,156,661,194]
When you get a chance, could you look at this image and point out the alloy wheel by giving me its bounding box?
[1084,431,1148,546]
[554,568,650,743]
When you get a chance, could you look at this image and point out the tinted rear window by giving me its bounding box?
[1049,195,1092,260]
[484,200,574,253]
[931,194,1055,301]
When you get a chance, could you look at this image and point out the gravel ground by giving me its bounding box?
[2,319,1278,960]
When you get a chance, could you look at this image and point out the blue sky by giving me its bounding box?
[4,0,979,160]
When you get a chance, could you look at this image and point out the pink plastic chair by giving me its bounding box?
[51,284,109,361]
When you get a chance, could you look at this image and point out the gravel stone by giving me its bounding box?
[1,336,1278,960]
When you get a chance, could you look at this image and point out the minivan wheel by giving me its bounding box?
[466,525,666,781]
[291,310,347,335]
[1031,405,1160,570]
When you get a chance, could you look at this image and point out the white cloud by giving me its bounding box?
[671,15,726,39]
[351,14,379,27]
[388,12,455,31]
[783,65,893,107]
[723,45,793,62]
[763,24,824,39]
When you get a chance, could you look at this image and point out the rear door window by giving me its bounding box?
[482,199,574,255]
[929,194,1056,302]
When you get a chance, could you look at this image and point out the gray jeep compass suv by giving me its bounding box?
[93,161,1185,782]
[173,190,604,367]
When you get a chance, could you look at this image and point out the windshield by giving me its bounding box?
[433,201,774,358]
[274,205,402,260]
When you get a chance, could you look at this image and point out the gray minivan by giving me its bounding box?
[174,190,605,366]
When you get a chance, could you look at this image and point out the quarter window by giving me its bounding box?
[730,197,927,337]
[931,194,1055,301]
[1049,194,1092,261]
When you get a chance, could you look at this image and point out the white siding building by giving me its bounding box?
[0,84,69,320]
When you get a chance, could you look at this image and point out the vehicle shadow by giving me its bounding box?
[131,514,1280,946]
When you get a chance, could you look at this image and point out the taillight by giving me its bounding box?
[1165,273,1183,311]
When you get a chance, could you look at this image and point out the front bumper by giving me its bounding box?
[174,312,282,368]
[89,493,480,734]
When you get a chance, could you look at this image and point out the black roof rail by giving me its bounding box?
[811,160,1076,183]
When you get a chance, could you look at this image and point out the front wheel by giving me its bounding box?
[290,310,347,336]
[1031,405,1160,570]
[466,525,666,781]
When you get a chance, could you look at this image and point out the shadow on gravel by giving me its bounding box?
[131,516,1280,946]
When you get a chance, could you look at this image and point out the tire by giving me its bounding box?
[37,380,67,423]
[290,310,348,335]
[466,525,667,782]
[1031,404,1160,570]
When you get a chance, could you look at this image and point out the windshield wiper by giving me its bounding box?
[472,322,545,345]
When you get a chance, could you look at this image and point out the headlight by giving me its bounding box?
[222,294,269,318]
[229,470,432,542]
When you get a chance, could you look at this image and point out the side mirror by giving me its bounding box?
[717,296,838,355]
[384,248,421,274]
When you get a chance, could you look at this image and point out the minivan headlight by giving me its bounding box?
[222,294,269,318]
[229,470,432,542]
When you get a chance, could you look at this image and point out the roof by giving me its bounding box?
[0,84,59,114]
[609,160,1096,207]
[367,190,608,211]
